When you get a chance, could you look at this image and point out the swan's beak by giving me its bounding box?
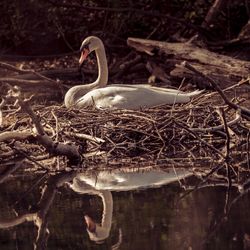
[84,215,96,233]
[79,48,89,67]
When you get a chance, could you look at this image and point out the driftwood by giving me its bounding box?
[127,37,250,88]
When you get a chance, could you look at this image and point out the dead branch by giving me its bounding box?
[202,0,228,29]
[217,108,231,159]
[0,131,33,142]
[0,98,4,126]
[0,62,67,99]
[9,87,81,164]
[181,61,250,119]
[127,37,250,88]
[64,131,105,144]
[0,61,59,84]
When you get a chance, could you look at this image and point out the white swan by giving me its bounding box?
[64,36,203,109]
[69,168,192,242]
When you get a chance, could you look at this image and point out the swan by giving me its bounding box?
[64,36,203,109]
[69,168,192,242]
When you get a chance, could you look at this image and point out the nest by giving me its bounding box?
[0,90,249,175]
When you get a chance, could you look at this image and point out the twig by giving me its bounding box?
[190,109,241,132]
[64,131,105,144]
[0,131,33,142]
[53,20,75,52]
[217,107,230,159]
[173,119,225,158]
[12,144,50,171]
[247,131,250,170]
[51,111,59,142]
[0,78,44,84]
[181,61,250,119]
[224,162,232,214]
[206,77,250,96]
[178,162,226,200]
[0,98,4,127]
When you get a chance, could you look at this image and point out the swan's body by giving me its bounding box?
[64,36,203,109]
[69,168,191,242]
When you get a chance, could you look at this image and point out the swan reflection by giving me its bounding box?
[69,168,192,242]
[0,165,249,249]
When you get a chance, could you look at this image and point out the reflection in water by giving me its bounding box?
[69,168,192,243]
[0,166,250,249]
[0,170,77,250]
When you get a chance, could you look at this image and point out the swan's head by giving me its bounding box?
[84,215,110,243]
[79,36,103,66]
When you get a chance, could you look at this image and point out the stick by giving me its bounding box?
[181,61,250,119]
[10,87,82,164]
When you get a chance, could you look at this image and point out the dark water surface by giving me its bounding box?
[0,168,250,250]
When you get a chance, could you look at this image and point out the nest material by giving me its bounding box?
[0,91,249,172]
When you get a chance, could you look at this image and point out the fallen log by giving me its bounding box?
[127,37,250,88]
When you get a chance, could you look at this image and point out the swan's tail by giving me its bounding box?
[185,89,204,97]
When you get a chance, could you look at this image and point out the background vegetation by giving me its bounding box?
[0,0,249,55]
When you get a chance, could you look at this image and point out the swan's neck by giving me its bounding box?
[100,190,113,230]
[64,43,108,108]
[86,190,113,242]
[94,45,108,88]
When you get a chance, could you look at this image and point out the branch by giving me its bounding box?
[202,0,228,29]
[0,131,33,142]
[0,62,59,84]
[0,98,4,127]
[9,87,82,164]
[181,61,250,119]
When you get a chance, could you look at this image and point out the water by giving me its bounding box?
[0,168,250,250]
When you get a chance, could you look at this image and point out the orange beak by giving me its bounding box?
[79,48,89,65]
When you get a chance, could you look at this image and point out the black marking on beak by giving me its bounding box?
[80,42,90,52]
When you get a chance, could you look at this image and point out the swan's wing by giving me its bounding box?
[112,84,185,94]
[76,85,136,109]
[77,85,203,109]
[113,84,204,96]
